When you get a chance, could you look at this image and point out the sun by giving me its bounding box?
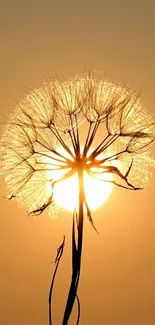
[54,170,113,212]
[47,147,113,212]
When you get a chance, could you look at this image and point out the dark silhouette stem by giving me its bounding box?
[75,294,80,325]
[61,169,84,325]
[49,236,65,325]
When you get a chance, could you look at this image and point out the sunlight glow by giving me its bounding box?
[47,147,113,212]
[54,170,113,212]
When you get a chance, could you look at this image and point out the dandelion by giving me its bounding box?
[0,73,155,325]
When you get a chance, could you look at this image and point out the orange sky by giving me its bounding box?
[0,1,155,325]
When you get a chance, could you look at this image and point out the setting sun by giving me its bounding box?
[46,147,113,212]
[53,170,113,212]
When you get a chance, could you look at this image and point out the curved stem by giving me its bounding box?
[61,169,84,325]
[75,294,80,325]
[49,236,65,325]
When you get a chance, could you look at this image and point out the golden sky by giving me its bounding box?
[0,1,155,324]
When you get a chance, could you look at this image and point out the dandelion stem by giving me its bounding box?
[75,115,80,157]
[70,114,78,147]
[49,236,65,325]
[68,130,77,154]
[75,294,80,325]
[83,122,93,157]
[49,126,75,159]
[61,169,84,325]
[83,120,100,157]
[35,151,70,164]
[88,134,119,160]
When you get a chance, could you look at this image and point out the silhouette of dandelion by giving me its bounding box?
[0,73,155,324]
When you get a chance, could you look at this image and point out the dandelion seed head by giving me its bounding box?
[0,73,155,216]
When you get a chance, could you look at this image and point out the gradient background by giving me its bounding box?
[0,1,155,324]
